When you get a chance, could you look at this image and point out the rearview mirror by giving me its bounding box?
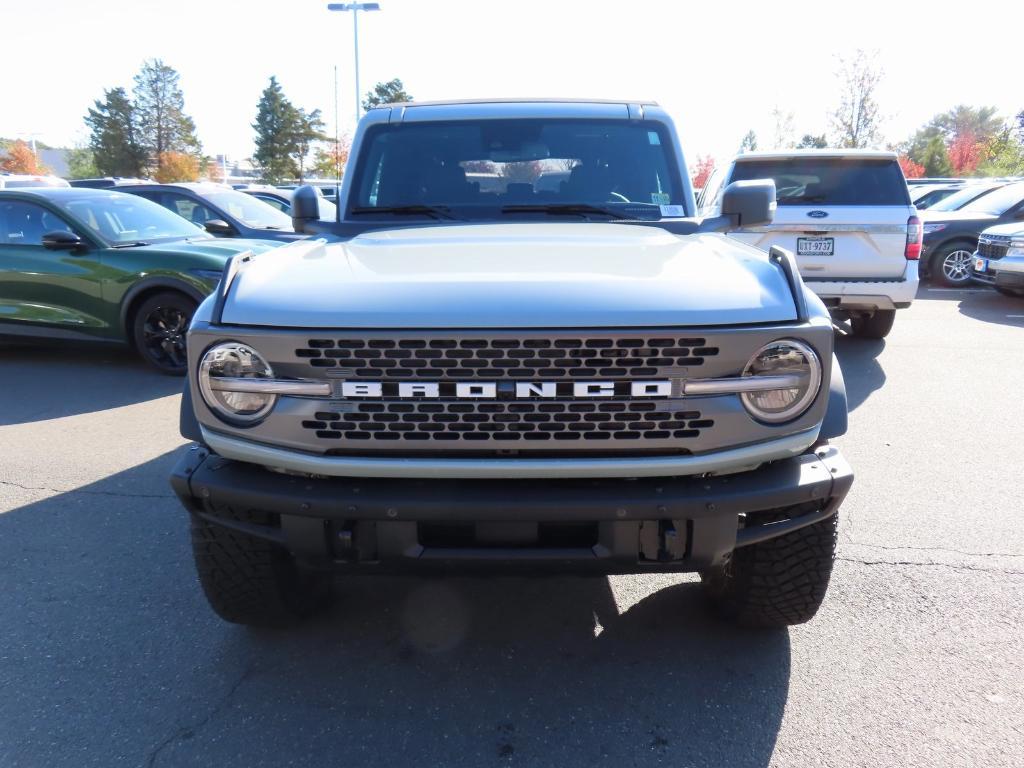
[720,180,777,229]
[204,219,235,236]
[291,185,322,233]
[42,230,83,251]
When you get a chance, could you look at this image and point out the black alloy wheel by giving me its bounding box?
[131,292,197,375]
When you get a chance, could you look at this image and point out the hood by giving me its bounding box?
[220,223,800,328]
[131,237,283,259]
[918,209,998,225]
[978,222,1024,238]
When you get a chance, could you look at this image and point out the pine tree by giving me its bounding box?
[292,108,327,182]
[362,79,413,111]
[133,59,201,175]
[920,135,954,177]
[252,76,300,184]
[84,87,147,177]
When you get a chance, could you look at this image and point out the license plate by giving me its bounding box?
[797,237,834,256]
[974,257,988,273]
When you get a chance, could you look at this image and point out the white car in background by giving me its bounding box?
[972,223,1024,298]
[701,150,921,339]
[0,174,70,189]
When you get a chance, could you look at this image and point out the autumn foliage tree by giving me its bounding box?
[947,132,983,175]
[153,152,199,182]
[898,156,925,179]
[0,140,48,174]
[691,155,715,189]
[311,138,351,179]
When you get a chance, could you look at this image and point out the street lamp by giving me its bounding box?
[326,2,381,122]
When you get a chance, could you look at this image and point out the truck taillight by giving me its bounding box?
[905,215,922,260]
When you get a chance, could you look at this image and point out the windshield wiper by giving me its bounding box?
[350,205,455,220]
[110,241,150,248]
[501,204,631,220]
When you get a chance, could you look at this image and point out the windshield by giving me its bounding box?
[927,184,1003,212]
[57,192,206,245]
[957,183,1024,216]
[730,158,910,206]
[349,118,685,219]
[203,190,294,230]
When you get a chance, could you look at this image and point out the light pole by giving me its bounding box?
[326,2,381,122]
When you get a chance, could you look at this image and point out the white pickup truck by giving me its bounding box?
[701,150,921,339]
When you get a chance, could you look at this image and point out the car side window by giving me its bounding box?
[253,194,289,213]
[0,201,75,246]
[161,193,219,228]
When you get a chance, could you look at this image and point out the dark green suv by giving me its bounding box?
[0,188,283,374]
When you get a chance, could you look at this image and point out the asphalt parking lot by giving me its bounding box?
[1,286,1022,768]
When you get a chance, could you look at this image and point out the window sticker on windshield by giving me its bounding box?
[651,192,671,205]
[659,204,685,218]
[648,131,661,145]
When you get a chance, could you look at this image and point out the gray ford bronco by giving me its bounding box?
[171,99,853,629]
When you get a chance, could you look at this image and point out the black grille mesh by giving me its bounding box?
[300,401,714,443]
[978,238,1009,260]
[295,336,719,378]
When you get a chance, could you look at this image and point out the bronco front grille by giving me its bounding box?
[978,236,1009,260]
[295,335,719,378]
[300,401,714,444]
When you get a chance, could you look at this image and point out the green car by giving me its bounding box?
[0,188,283,374]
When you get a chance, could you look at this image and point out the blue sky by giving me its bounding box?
[3,0,1020,163]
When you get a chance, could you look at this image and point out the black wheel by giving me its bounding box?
[850,309,895,339]
[131,292,196,375]
[190,509,332,627]
[701,506,838,628]
[931,243,976,287]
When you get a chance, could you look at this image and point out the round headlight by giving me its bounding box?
[740,340,821,424]
[198,342,276,424]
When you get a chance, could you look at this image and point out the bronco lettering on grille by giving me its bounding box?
[338,381,674,399]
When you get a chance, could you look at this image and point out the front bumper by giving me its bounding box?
[972,253,1024,289]
[170,444,853,573]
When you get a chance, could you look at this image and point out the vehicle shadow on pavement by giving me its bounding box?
[955,292,1024,327]
[834,335,886,412]
[0,449,790,768]
[0,339,181,426]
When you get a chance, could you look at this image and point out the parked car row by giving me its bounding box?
[0,186,285,373]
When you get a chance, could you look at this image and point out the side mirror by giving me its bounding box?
[291,185,321,233]
[204,219,236,236]
[42,230,84,251]
[720,180,776,229]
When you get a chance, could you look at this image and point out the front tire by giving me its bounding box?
[850,309,895,339]
[131,291,196,375]
[701,508,838,628]
[190,510,332,627]
[932,243,976,287]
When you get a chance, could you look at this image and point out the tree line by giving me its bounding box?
[691,50,1023,187]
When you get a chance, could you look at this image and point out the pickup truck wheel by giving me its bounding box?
[189,510,332,627]
[850,309,895,339]
[131,291,196,375]
[701,508,838,628]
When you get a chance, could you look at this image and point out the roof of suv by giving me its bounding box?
[736,149,898,161]
[369,97,659,109]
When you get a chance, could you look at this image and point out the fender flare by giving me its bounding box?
[820,354,848,440]
[179,382,205,443]
[119,277,206,333]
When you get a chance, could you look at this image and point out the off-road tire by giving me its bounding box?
[701,508,838,628]
[190,509,332,627]
[850,309,895,339]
